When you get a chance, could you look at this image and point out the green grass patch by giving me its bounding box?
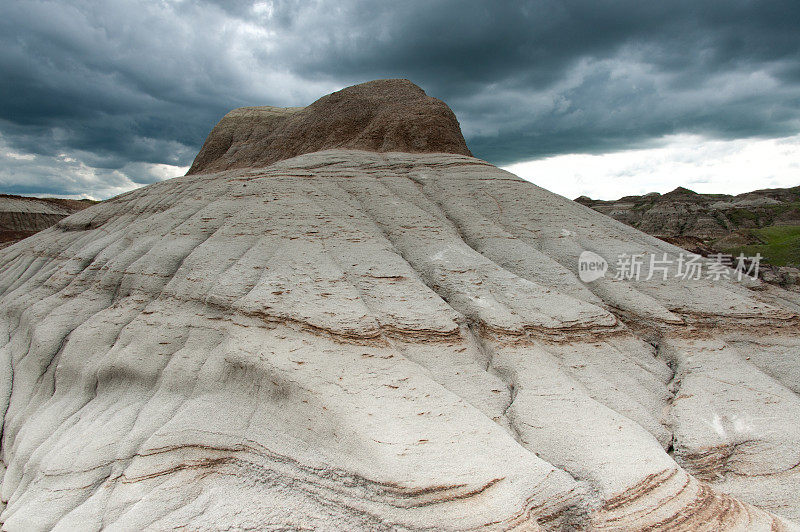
[721,225,800,267]
[632,201,655,212]
[723,204,800,228]
[725,208,759,226]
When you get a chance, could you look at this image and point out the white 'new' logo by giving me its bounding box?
[578,251,607,283]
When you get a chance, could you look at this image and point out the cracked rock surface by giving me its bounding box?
[1,81,800,530]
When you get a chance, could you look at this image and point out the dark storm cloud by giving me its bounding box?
[289,0,800,162]
[1,0,799,197]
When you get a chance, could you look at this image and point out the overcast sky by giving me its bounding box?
[1,0,799,200]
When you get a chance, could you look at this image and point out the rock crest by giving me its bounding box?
[187,79,472,174]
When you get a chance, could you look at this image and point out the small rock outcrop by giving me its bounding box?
[187,79,472,174]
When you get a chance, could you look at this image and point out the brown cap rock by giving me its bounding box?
[187,79,473,174]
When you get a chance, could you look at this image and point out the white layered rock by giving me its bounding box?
[0,150,798,530]
[0,80,799,530]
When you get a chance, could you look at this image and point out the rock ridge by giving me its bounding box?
[0,194,94,249]
[187,79,473,174]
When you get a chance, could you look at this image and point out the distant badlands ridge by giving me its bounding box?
[575,185,800,241]
[1,80,800,530]
[577,186,800,286]
[0,194,93,249]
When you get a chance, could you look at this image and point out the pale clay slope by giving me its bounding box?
[0,150,798,530]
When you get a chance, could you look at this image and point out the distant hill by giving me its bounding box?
[0,194,96,248]
[576,185,800,286]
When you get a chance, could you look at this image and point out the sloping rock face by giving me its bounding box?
[187,79,472,175]
[1,81,800,530]
[0,195,93,249]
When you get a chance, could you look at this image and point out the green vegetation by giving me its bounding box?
[721,225,800,267]
[632,201,656,212]
[725,208,758,226]
[710,209,730,228]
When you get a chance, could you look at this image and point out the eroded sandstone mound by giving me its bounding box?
[187,79,472,174]
[1,81,799,530]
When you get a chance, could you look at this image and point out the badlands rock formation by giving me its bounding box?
[1,80,799,530]
[575,186,800,241]
[0,195,93,249]
[576,186,800,288]
[188,79,472,175]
